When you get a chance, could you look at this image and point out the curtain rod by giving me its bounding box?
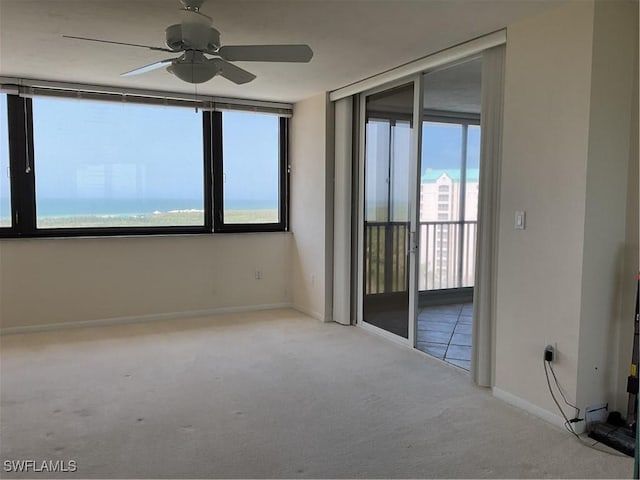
[0,76,293,111]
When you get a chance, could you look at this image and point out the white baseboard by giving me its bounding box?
[492,386,585,434]
[292,304,326,322]
[0,303,293,336]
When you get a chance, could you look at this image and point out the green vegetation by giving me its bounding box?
[224,209,278,224]
[365,224,409,294]
[0,209,280,229]
[37,211,204,228]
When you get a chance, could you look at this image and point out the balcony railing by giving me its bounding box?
[418,220,477,290]
[364,220,477,295]
[364,221,409,295]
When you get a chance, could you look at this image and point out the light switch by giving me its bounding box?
[515,210,526,230]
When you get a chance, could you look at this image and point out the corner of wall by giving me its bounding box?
[611,0,639,413]
[576,0,639,412]
[290,93,331,321]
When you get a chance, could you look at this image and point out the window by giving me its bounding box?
[0,94,10,227]
[420,119,480,290]
[1,92,290,237]
[363,118,411,223]
[216,111,285,230]
[31,98,205,229]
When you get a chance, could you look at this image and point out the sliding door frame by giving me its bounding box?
[356,74,424,348]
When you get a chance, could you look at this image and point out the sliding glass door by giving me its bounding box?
[358,77,422,344]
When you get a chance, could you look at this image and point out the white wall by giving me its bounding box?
[613,25,639,413]
[496,0,638,420]
[576,0,638,412]
[290,93,334,321]
[496,0,595,413]
[0,233,292,331]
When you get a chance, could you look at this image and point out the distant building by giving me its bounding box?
[419,168,479,290]
[419,168,479,222]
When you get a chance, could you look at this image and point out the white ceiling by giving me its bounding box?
[0,0,562,103]
[365,58,482,116]
[424,59,482,114]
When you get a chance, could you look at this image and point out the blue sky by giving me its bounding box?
[32,97,204,202]
[0,95,9,219]
[422,122,480,172]
[222,111,279,209]
[29,98,279,210]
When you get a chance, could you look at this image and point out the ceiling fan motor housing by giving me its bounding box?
[167,51,219,83]
[165,23,220,51]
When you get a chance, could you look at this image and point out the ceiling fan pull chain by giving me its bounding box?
[194,64,199,113]
[23,100,31,174]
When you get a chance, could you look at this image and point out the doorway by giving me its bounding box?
[357,58,482,370]
[416,59,482,370]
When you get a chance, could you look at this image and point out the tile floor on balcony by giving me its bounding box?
[416,302,473,370]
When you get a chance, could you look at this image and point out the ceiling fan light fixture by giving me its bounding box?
[167,60,217,84]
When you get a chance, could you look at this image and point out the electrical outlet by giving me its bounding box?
[255,269,262,280]
[544,341,558,354]
[544,344,555,362]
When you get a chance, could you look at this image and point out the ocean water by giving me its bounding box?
[30,198,277,218]
[0,198,278,224]
[35,198,204,218]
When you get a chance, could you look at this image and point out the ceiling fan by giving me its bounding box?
[63,0,313,85]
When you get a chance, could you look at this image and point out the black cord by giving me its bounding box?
[548,360,581,419]
[543,359,580,439]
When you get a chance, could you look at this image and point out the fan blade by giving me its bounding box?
[63,35,175,53]
[122,58,175,77]
[209,58,256,85]
[217,45,313,63]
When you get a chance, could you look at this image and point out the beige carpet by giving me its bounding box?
[0,309,632,478]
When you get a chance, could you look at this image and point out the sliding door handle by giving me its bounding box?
[409,231,418,254]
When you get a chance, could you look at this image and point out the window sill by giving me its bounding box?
[0,229,291,241]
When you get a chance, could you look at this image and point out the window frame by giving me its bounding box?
[212,112,289,233]
[0,95,289,238]
[0,94,13,231]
